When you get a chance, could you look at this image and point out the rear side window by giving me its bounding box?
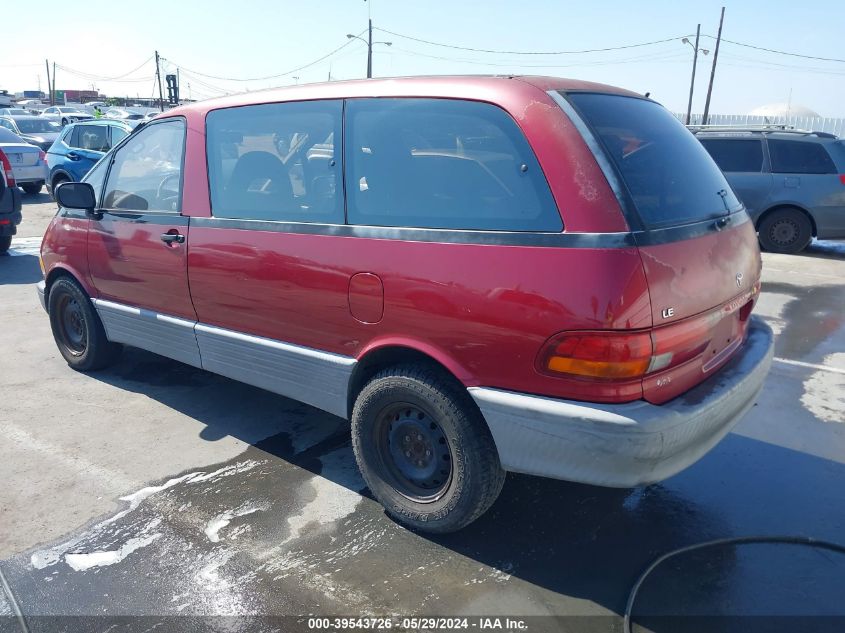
[345,98,561,232]
[207,100,343,223]
[75,125,110,152]
[111,126,128,146]
[768,139,836,174]
[699,138,764,173]
[566,93,741,228]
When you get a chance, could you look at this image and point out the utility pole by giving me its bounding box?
[176,67,180,105]
[367,18,373,78]
[684,25,703,125]
[45,60,52,105]
[702,7,725,126]
[155,50,165,112]
[52,62,57,105]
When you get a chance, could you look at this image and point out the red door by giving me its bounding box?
[86,118,199,366]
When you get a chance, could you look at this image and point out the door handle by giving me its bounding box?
[160,232,185,245]
[67,152,80,161]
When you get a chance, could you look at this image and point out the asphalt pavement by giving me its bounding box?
[1,193,844,632]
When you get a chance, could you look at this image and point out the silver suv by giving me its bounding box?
[694,127,845,253]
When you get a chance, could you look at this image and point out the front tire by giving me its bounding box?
[51,175,69,200]
[351,364,505,533]
[758,208,812,254]
[48,277,121,371]
[22,182,43,195]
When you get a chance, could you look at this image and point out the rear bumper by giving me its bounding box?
[13,165,49,184]
[469,317,774,488]
[0,185,23,235]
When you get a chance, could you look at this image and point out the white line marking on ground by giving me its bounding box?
[774,357,845,376]
[8,236,42,257]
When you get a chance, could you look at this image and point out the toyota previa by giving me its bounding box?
[38,76,773,532]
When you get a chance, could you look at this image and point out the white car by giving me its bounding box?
[0,127,49,194]
[41,106,93,126]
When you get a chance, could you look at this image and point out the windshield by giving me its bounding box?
[565,92,742,228]
[16,119,60,134]
[58,107,83,114]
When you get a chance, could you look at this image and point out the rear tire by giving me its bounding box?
[22,182,43,195]
[758,208,812,254]
[48,277,121,371]
[51,175,69,200]
[351,363,505,533]
[0,235,11,254]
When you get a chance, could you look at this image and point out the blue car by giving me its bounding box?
[46,119,136,196]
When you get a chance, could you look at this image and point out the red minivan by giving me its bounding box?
[38,76,773,532]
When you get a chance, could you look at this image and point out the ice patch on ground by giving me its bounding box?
[801,352,845,423]
[31,460,261,570]
[65,532,161,571]
[204,501,269,543]
[283,448,365,545]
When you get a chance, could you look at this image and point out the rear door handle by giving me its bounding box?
[160,232,185,245]
[67,152,80,161]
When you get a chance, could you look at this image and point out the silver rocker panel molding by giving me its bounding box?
[93,299,202,368]
[93,299,356,419]
[194,323,355,419]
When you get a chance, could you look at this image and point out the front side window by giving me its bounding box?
[566,92,742,228]
[75,125,110,152]
[0,119,16,133]
[82,156,109,207]
[768,139,836,174]
[346,98,560,231]
[102,118,185,212]
[207,100,342,223]
[699,138,764,173]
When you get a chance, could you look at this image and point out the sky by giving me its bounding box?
[2,0,844,116]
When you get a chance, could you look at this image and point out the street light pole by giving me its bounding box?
[683,25,708,125]
[347,30,391,79]
[367,18,373,79]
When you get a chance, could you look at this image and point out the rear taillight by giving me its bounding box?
[0,149,15,186]
[539,332,653,380]
[839,174,845,185]
[39,150,47,163]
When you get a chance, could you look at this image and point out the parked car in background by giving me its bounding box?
[694,127,845,253]
[38,76,773,533]
[0,108,30,116]
[104,108,146,121]
[42,106,93,126]
[0,127,49,195]
[0,115,62,151]
[45,119,133,195]
[0,144,23,253]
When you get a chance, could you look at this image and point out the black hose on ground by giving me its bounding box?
[624,535,845,633]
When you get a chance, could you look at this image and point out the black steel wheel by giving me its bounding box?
[351,363,505,533]
[376,402,453,502]
[758,208,812,254]
[48,277,121,371]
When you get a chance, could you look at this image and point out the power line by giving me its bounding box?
[375,27,692,55]
[54,56,154,82]
[704,35,845,64]
[164,33,365,82]
[390,45,690,68]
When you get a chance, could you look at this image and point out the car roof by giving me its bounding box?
[169,75,641,117]
[63,119,127,129]
[6,114,45,121]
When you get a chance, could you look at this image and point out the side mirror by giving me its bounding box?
[55,181,97,215]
